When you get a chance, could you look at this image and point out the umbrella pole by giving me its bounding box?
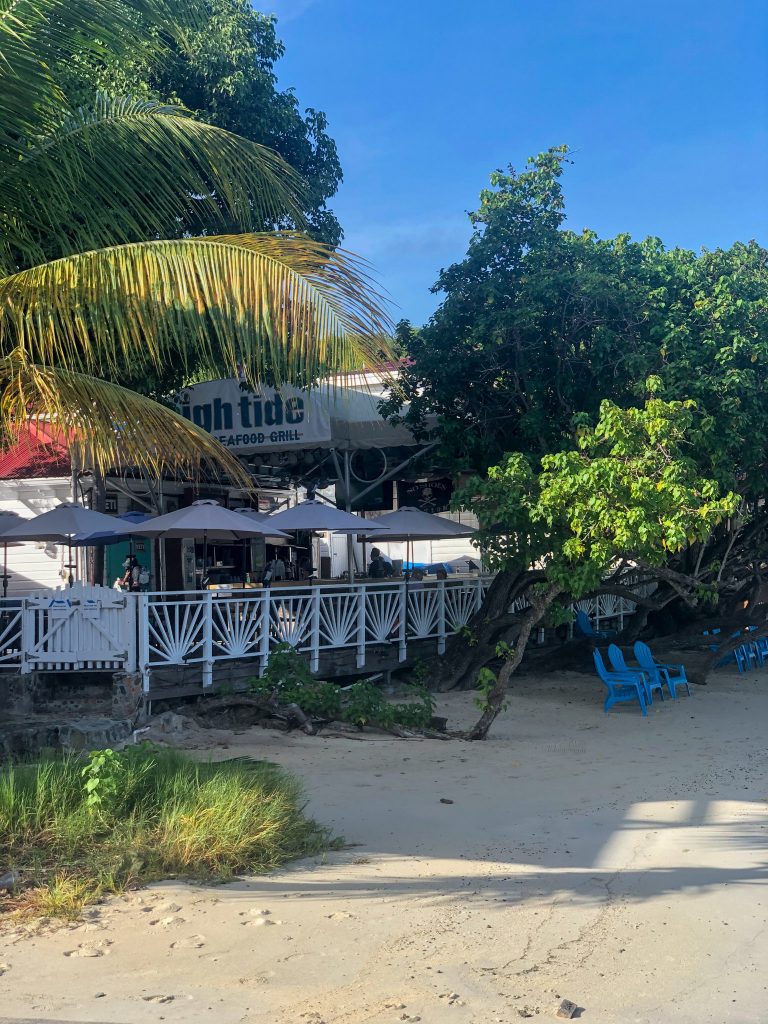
[202,532,208,591]
[347,534,355,584]
[2,541,7,598]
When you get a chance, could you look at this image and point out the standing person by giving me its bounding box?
[121,555,141,592]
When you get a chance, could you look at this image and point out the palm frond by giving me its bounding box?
[2,94,307,270]
[0,0,187,159]
[0,351,253,483]
[0,233,393,385]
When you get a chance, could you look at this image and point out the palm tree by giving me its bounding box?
[0,0,390,483]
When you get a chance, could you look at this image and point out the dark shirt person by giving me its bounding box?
[368,548,391,579]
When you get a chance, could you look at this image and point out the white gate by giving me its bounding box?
[20,584,137,672]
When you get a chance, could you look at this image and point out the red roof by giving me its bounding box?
[0,423,71,480]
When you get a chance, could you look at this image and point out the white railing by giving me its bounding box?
[139,576,490,689]
[0,585,135,673]
[0,574,641,691]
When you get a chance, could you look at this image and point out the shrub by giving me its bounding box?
[250,645,436,731]
[0,747,329,918]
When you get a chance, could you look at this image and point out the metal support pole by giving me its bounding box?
[354,442,439,504]
[343,449,356,583]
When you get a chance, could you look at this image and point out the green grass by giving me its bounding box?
[0,747,330,919]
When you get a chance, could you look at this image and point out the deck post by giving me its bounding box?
[137,592,150,693]
[258,588,271,676]
[19,596,32,675]
[398,582,407,662]
[437,579,446,655]
[356,585,366,668]
[311,588,321,672]
[201,590,213,688]
[124,592,138,674]
[474,575,484,613]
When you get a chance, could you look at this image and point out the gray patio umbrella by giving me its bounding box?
[1,502,128,586]
[231,508,269,523]
[121,500,289,588]
[0,510,22,598]
[363,507,476,541]
[362,506,476,581]
[266,500,389,583]
[266,500,389,534]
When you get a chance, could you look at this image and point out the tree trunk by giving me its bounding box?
[463,584,562,740]
[622,603,650,642]
[437,570,528,691]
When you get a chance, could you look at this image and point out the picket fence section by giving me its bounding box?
[0,577,641,692]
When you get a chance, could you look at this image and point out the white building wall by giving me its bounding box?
[0,477,73,593]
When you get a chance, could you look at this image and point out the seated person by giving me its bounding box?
[262,555,286,586]
[368,547,393,578]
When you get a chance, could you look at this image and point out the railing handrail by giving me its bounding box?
[0,575,642,685]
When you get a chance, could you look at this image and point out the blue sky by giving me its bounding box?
[267,0,767,326]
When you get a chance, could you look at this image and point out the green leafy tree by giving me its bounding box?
[0,0,388,480]
[58,0,344,246]
[454,396,737,738]
[385,149,767,488]
[385,148,767,647]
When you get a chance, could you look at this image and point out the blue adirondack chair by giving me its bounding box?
[608,643,664,703]
[744,637,768,668]
[717,634,760,672]
[593,649,648,716]
[633,641,691,699]
[754,636,768,664]
[708,629,755,671]
[576,610,616,641]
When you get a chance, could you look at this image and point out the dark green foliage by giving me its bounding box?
[385,148,768,498]
[59,0,343,245]
[250,644,435,731]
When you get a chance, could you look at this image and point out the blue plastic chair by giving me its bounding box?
[745,642,761,669]
[725,642,759,672]
[576,610,616,641]
[608,643,664,703]
[709,629,756,671]
[593,649,648,716]
[633,641,691,699]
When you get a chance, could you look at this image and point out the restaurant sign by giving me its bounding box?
[177,379,332,452]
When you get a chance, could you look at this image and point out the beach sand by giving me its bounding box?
[2,669,767,1023]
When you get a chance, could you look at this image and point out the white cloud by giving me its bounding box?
[345,216,472,261]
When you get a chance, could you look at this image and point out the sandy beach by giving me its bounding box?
[2,669,767,1024]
